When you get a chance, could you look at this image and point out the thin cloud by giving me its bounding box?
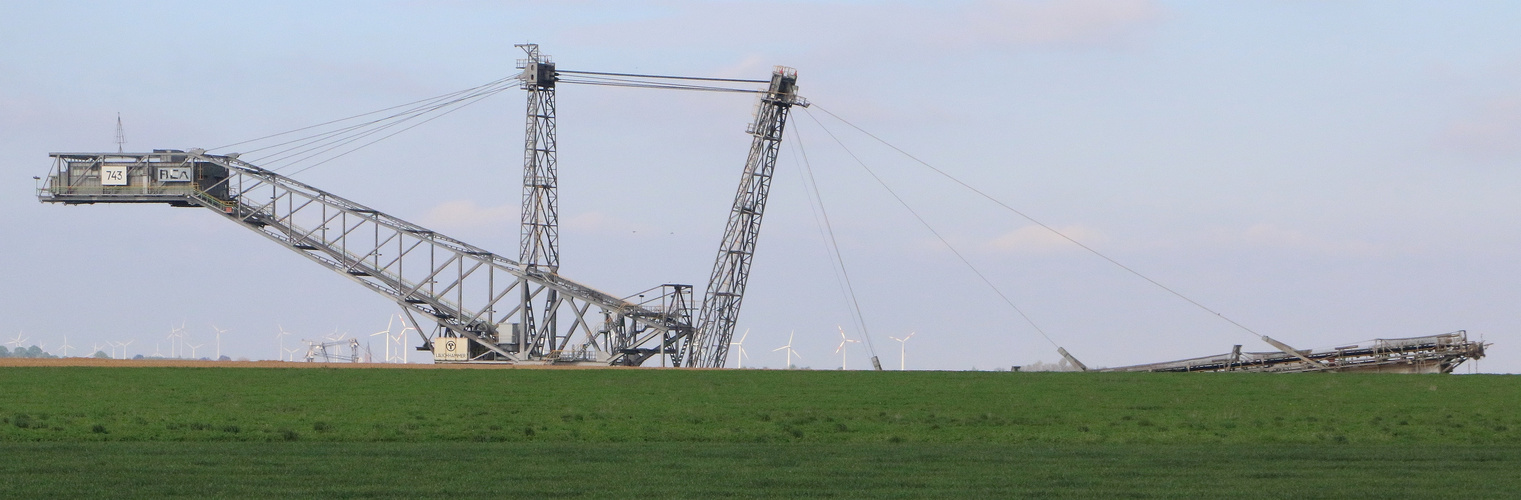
[958,0,1164,49]
[563,0,1165,54]
[563,211,658,235]
[983,225,1108,254]
[419,199,516,231]
[1440,96,1521,159]
[1208,223,1383,257]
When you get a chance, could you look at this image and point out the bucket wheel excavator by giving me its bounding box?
[37,44,803,367]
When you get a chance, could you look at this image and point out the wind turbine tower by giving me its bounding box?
[212,324,227,359]
[276,326,292,361]
[888,332,916,370]
[772,330,801,369]
[728,329,750,369]
[834,326,861,370]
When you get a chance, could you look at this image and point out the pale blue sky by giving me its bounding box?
[2,1,1518,371]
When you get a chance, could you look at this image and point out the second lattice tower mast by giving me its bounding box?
[687,67,806,367]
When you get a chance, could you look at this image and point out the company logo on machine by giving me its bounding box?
[433,337,469,361]
[101,165,128,186]
[156,166,193,182]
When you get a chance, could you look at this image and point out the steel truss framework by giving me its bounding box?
[516,44,565,359]
[1099,331,1487,374]
[38,55,803,367]
[39,152,689,365]
[683,68,807,367]
[518,43,559,272]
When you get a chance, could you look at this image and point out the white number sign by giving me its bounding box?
[101,166,128,186]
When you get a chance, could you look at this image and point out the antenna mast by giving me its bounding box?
[114,113,126,153]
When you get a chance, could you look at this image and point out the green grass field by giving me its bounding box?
[1,367,1517,497]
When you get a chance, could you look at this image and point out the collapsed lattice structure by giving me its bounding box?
[1100,331,1487,373]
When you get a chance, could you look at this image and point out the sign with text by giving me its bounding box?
[156,166,193,183]
[100,165,128,186]
[432,337,470,361]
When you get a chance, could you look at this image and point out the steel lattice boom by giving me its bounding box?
[1099,331,1487,374]
[684,67,807,368]
[38,151,688,365]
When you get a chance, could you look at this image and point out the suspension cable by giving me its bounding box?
[209,76,518,152]
[557,69,770,83]
[809,103,1265,343]
[283,88,506,177]
[788,126,880,360]
[557,78,763,94]
[800,109,1064,351]
[262,82,514,172]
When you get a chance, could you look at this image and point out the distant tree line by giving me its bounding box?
[0,346,58,359]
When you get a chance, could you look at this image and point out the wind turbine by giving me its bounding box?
[397,315,416,363]
[211,324,228,360]
[119,339,135,360]
[772,330,801,369]
[888,331,916,370]
[176,321,189,358]
[728,329,750,369]
[835,326,861,370]
[59,335,74,357]
[152,342,165,358]
[370,316,395,363]
[282,346,302,362]
[93,342,107,357]
[185,342,203,359]
[276,325,292,360]
[167,324,184,358]
[6,331,28,350]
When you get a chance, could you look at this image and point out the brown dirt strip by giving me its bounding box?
[0,358,645,369]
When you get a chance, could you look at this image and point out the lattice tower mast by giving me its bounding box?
[686,67,804,367]
[518,43,559,272]
[517,44,560,355]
